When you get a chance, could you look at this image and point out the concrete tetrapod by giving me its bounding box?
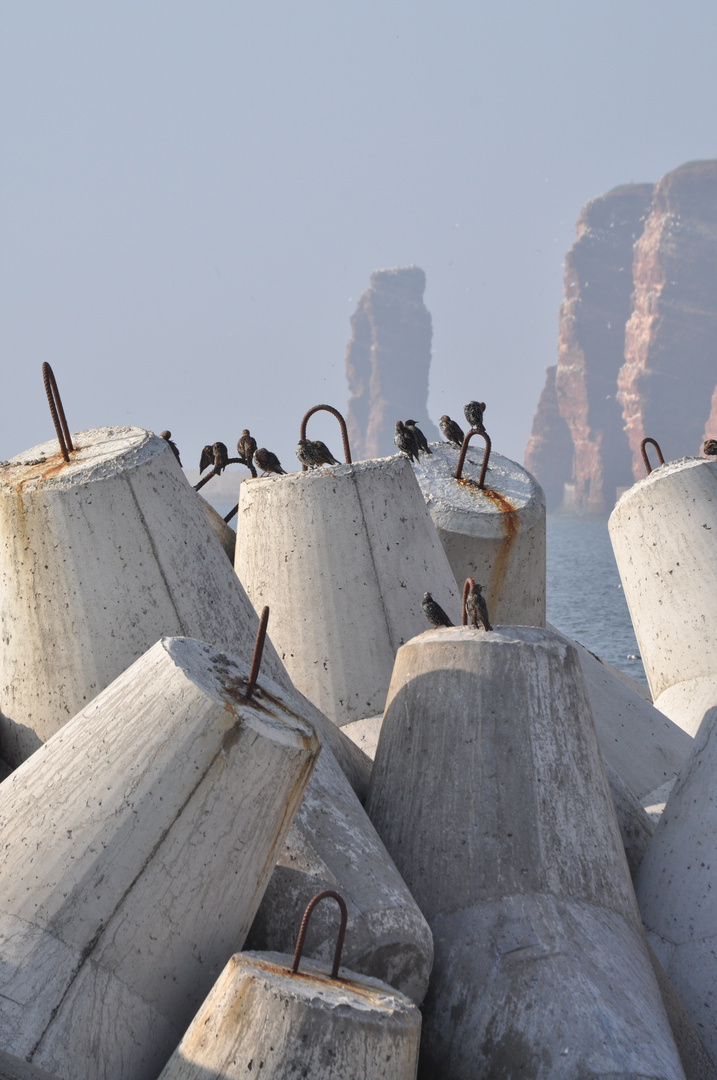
[0,636,319,1080]
[0,427,289,766]
[608,456,717,735]
[412,442,546,626]
[245,724,433,1004]
[365,626,685,1080]
[157,951,421,1080]
[636,706,717,1064]
[235,455,460,726]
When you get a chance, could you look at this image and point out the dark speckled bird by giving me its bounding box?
[297,438,339,468]
[212,442,229,474]
[255,447,286,475]
[159,430,182,466]
[439,415,465,447]
[312,439,340,466]
[405,420,432,455]
[466,578,493,631]
[704,439,717,456]
[199,445,214,473]
[421,592,453,628]
[395,421,418,462]
[237,429,257,466]
[464,401,486,433]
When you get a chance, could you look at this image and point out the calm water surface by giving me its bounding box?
[546,515,647,686]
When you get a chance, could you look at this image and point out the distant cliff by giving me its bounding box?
[526,162,717,513]
[345,267,439,460]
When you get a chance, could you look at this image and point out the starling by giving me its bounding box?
[297,438,340,468]
[464,401,487,433]
[199,444,214,473]
[313,439,340,466]
[704,439,717,457]
[237,429,257,465]
[159,430,182,466]
[421,592,453,628]
[465,578,493,631]
[439,415,465,448]
[254,447,286,475]
[212,441,229,474]
[395,420,419,462]
[405,420,432,455]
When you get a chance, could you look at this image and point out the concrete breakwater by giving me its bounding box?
[0,425,715,1077]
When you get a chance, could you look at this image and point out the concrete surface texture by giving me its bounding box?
[412,442,546,626]
[365,625,685,1080]
[198,492,236,561]
[0,1051,60,1080]
[157,951,422,1080]
[245,720,433,1005]
[636,706,717,1064]
[0,427,289,766]
[608,456,717,735]
[0,636,319,1080]
[646,941,717,1080]
[235,454,460,726]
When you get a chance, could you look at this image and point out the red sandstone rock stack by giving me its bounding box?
[526,161,717,512]
[345,266,439,459]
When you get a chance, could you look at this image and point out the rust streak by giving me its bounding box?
[456,480,519,614]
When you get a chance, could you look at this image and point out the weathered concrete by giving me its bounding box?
[246,721,433,1004]
[197,492,236,561]
[366,625,685,1080]
[636,706,717,1064]
[342,714,383,759]
[412,443,546,626]
[157,951,421,1079]
[235,455,460,725]
[646,941,717,1080]
[0,637,319,1080]
[604,760,655,879]
[609,456,717,735]
[0,1051,60,1080]
[0,427,289,766]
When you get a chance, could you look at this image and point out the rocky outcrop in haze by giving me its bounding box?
[526,161,717,513]
[345,267,439,460]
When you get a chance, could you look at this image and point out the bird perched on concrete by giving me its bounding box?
[465,578,493,631]
[405,420,432,455]
[159,430,182,466]
[254,447,286,475]
[212,442,229,474]
[421,592,453,628]
[296,439,340,468]
[439,415,465,447]
[199,445,214,473]
[704,438,717,456]
[464,401,487,433]
[395,420,419,462]
[237,429,257,466]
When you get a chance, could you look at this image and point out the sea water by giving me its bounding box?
[547,515,647,686]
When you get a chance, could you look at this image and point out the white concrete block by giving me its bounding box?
[366,626,685,1080]
[157,951,421,1080]
[411,443,546,626]
[0,427,289,765]
[235,455,460,725]
[609,457,717,735]
[0,637,319,1080]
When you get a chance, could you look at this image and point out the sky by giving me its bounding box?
[2,0,717,483]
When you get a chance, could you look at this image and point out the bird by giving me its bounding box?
[394,420,419,462]
[212,442,229,474]
[254,447,286,475]
[296,439,340,468]
[405,420,432,455]
[159,430,181,466]
[421,592,453,627]
[439,415,465,447]
[199,445,214,473]
[464,401,487,433]
[465,578,493,631]
[237,429,257,466]
[704,439,717,456]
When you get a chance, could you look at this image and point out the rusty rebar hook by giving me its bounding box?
[454,428,491,488]
[640,437,665,476]
[245,606,269,701]
[299,405,352,471]
[42,363,74,463]
[290,889,348,980]
[461,577,474,627]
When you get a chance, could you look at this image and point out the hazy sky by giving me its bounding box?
[3,1,717,481]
